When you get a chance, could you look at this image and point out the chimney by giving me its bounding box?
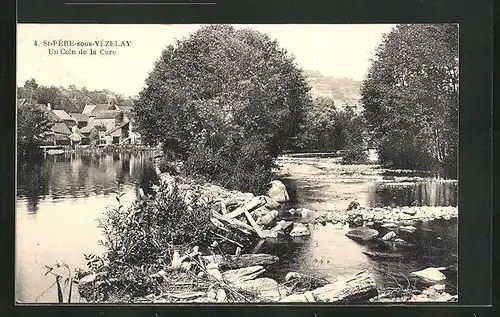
[47,103,51,111]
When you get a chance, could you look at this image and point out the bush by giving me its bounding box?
[84,181,215,299]
[342,149,369,165]
[183,136,275,195]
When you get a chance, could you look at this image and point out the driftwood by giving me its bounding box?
[212,211,253,235]
[201,253,279,269]
[280,270,377,303]
[224,196,267,219]
[243,210,265,238]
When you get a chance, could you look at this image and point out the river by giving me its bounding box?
[263,155,458,297]
[15,153,457,303]
[15,151,156,303]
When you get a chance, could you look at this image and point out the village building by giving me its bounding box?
[69,113,89,129]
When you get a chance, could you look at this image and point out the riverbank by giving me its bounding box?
[41,144,158,155]
[75,163,458,303]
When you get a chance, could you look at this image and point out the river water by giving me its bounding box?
[15,151,156,303]
[15,153,457,303]
[264,156,458,297]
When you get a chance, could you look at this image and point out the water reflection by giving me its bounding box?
[17,152,157,213]
[371,181,458,207]
[16,151,156,303]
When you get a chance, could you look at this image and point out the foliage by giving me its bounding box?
[85,182,215,298]
[361,24,458,177]
[295,97,366,153]
[17,101,53,158]
[134,25,311,193]
[183,135,275,194]
[342,149,369,165]
[17,78,136,113]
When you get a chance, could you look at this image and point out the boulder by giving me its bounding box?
[345,227,379,242]
[284,272,304,282]
[347,201,360,211]
[298,208,312,218]
[408,284,456,302]
[381,231,396,241]
[347,213,364,227]
[289,223,310,237]
[271,220,294,236]
[267,180,290,203]
[263,196,281,210]
[257,210,279,228]
[410,267,446,284]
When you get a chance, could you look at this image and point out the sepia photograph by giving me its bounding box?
[16,23,459,304]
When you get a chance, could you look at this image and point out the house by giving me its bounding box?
[103,121,130,144]
[47,122,72,145]
[70,113,89,129]
[48,107,77,129]
[79,121,97,145]
[93,110,124,131]
[82,103,119,117]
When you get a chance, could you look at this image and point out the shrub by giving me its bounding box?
[342,149,369,165]
[84,181,215,299]
[183,135,275,194]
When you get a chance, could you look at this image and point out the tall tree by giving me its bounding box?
[17,102,53,158]
[362,24,458,175]
[134,25,312,192]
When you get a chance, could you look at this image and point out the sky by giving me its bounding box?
[17,24,396,97]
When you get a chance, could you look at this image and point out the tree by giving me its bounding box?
[296,97,366,152]
[361,24,458,176]
[17,102,53,158]
[134,25,312,192]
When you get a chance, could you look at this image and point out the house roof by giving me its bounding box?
[79,121,95,134]
[51,122,72,135]
[70,113,89,122]
[105,121,129,136]
[95,110,121,119]
[51,110,75,121]
[89,104,116,116]
[82,104,97,114]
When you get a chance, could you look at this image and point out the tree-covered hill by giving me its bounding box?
[303,70,362,104]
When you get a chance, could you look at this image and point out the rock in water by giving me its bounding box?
[400,225,417,233]
[347,201,360,211]
[345,227,379,242]
[381,231,396,241]
[271,220,294,236]
[411,267,446,284]
[409,284,456,302]
[402,208,417,216]
[267,180,290,203]
[290,223,310,237]
[381,222,398,230]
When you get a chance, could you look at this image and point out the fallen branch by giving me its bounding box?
[213,232,244,248]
